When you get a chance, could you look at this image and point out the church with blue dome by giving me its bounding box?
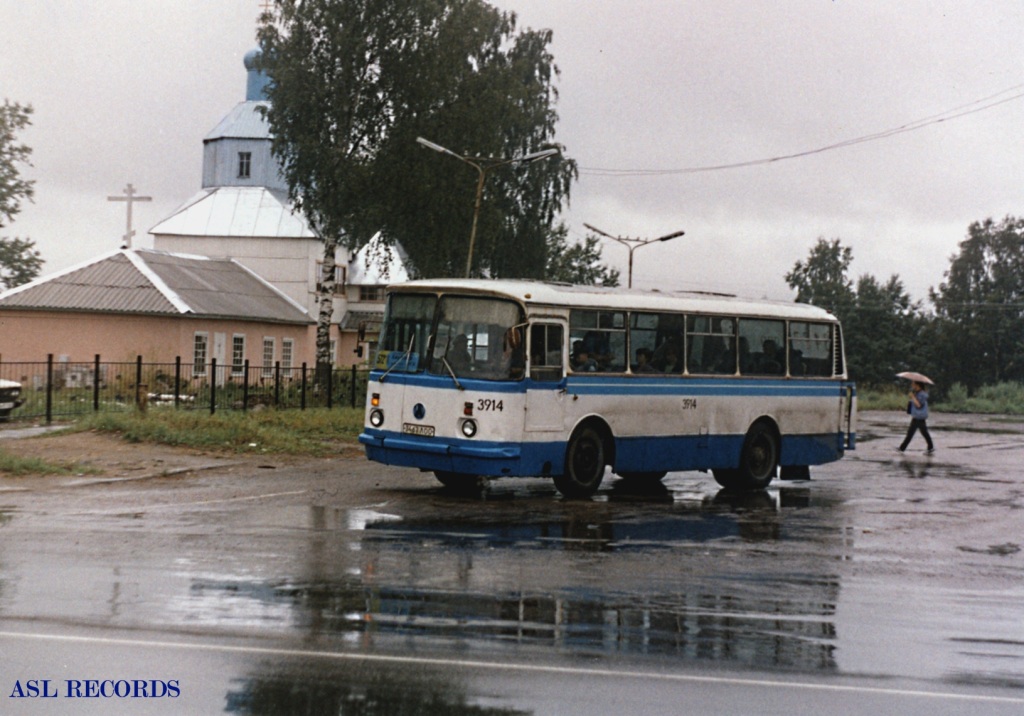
[151,48,407,365]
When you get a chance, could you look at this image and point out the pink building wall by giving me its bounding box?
[0,310,315,366]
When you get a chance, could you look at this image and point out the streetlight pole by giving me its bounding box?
[584,223,685,289]
[416,137,559,278]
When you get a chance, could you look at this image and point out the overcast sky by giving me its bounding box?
[2,1,1021,303]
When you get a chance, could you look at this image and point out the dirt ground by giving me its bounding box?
[0,428,353,481]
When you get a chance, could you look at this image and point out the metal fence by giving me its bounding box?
[0,355,371,424]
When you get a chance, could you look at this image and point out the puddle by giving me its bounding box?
[172,492,844,675]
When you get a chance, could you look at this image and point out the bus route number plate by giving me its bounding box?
[403,423,435,437]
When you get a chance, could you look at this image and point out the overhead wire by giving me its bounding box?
[580,84,1024,177]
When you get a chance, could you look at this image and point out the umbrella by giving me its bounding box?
[896,371,934,385]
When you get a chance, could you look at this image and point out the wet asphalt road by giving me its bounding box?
[1,411,1023,714]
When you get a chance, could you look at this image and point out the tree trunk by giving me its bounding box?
[316,237,338,393]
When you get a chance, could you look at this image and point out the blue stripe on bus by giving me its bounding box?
[359,428,848,478]
[369,371,851,398]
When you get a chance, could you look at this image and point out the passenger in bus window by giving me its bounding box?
[656,344,682,373]
[447,334,473,374]
[572,343,598,372]
[634,347,656,373]
[582,330,612,369]
[757,339,783,375]
[739,337,754,373]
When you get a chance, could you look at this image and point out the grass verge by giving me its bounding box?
[0,450,100,477]
[64,407,366,456]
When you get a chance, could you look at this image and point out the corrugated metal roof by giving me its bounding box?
[0,249,312,324]
[149,186,316,239]
[204,101,271,141]
[340,310,384,331]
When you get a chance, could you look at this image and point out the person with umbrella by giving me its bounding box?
[897,372,935,455]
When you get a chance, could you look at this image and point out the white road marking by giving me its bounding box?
[1,629,1022,705]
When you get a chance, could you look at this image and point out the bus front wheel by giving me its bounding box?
[713,422,778,491]
[555,426,607,498]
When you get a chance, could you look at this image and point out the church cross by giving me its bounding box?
[107,183,152,249]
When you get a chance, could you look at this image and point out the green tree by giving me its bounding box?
[257,0,576,372]
[349,3,576,280]
[545,224,619,286]
[787,238,924,387]
[845,274,922,387]
[930,216,1024,389]
[0,100,40,289]
[785,237,855,314]
[0,237,42,290]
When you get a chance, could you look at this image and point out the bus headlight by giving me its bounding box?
[369,408,385,428]
[460,419,478,439]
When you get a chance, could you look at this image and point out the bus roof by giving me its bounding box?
[387,279,838,323]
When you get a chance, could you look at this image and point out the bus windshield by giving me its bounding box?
[376,293,436,373]
[375,292,525,380]
[429,296,525,380]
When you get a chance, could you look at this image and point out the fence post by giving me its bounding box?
[174,357,181,409]
[93,354,101,412]
[274,361,281,407]
[327,366,334,410]
[46,354,54,425]
[243,360,250,413]
[135,355,146,412]
[351,364,358,408]
[300,362,307,410]
[210,358,217,415]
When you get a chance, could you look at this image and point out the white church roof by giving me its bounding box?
[150,186,316,239]
[204,100,271,142]
[348,233,410,285]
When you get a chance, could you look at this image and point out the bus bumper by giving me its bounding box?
[359,430,551,477]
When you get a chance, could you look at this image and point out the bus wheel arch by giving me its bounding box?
[554,418,612,498]
[713,418,780,491]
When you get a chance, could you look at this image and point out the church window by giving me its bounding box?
[262,338,275,377]
[193,333,209,376]
[232,335,246,375]
[360,286,385,302]
[238,152,252,179]
[282,339,294,376]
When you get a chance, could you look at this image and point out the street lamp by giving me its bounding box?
[417,137,559,278]
[584,223,685,289]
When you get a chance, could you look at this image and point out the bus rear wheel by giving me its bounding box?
[712,422,778,491]
[554,426,607,498]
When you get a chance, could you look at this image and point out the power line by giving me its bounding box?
[581,84,1024,177]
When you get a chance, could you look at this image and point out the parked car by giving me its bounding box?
[0,379,24,421]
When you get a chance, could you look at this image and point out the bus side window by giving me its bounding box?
[739,318,786,376]
[790,322,833,377]
[530,324,564,382]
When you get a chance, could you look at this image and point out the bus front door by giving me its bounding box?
[525,323,566,433]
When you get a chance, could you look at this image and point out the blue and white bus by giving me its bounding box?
[360,279,856,497]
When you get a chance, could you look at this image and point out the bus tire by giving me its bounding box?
[713,422,778,491]
[555,425,607,498]
[434,471,483,491]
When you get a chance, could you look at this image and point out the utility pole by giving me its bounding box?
[584,223,685,288]
[107,183,152,249]
[416,137,559,278]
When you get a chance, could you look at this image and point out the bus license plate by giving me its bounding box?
[403,423,435,437]
[0,402,13,410]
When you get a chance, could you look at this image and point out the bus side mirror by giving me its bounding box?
[354,346,364,358]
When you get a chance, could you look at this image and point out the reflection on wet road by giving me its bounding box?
[1,411,1023,714]
[188,486,841,678]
